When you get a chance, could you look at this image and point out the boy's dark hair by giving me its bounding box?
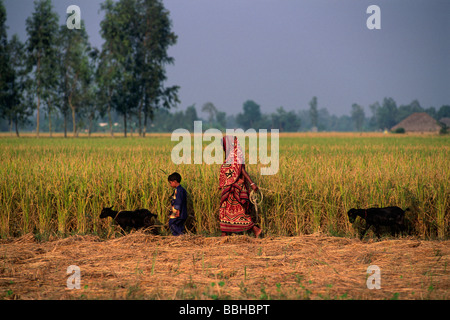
[168,172,182,183]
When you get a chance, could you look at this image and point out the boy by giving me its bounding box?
[168,172,187,236]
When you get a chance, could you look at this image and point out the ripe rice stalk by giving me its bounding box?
[0,134,448,239]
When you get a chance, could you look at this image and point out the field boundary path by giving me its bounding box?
[1,232,448,300]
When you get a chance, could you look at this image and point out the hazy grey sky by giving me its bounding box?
[4,0,450,116]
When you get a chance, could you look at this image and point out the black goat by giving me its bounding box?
[347,206,406,239]
[100,207,159,233]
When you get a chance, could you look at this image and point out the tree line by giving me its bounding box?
[0,0,178,137]
[1,0,449,136]
[4,94,449,134]
[177,98,448,133]
[16,97,443,134]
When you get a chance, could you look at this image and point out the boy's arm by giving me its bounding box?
[172,189,184,211]
[170,187,185,218]
[170,208,180,218]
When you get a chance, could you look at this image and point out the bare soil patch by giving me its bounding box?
[1,232,448,300]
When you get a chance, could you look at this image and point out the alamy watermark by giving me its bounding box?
[66,5,380,31]
[366,265,381,289]
[66,5,81,30]
[366,5,381,30]
[171,121,279,176]
[66,265,81,289]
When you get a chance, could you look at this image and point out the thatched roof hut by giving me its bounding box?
[391,112,442,133]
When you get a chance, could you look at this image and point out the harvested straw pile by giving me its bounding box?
[1,232,448,300]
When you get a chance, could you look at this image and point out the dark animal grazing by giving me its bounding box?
[347,206,406,239]
[100,207,158,233]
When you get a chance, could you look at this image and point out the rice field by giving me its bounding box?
[0,132,449,240]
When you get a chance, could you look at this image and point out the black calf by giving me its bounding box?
[100,207,158,233]
[347,206,406,239]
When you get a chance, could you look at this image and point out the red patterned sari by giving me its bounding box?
[219,136,254,233]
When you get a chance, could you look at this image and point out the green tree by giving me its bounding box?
[25,0,59,137]
[271,106,300,132]
[237,100,262,130]
[5,35,33,136]
[437,105,450,119]
[381,97,398,130]
[0,0,12,127]
[111,0,140,137]
[99,0,179,137]
[215,110,227,131]
[0,0,9,113]
[309,96,318,131]
[41,40,59,137]
[201,102,217,126]
[58,21,91,137]
[184,104,199,131]
[351,103,365,132]
[0,2,32,136]
[54,32,71,137]
[370,97,398,130]
[98,0,121,137]
[85,48,100,137]
[138,0,179,136]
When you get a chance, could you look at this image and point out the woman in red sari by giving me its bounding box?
[219,136,262,237]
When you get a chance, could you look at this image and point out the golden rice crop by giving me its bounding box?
[0,133,448,240]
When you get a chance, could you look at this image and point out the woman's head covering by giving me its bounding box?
[222,135,244,165]
[219,135,245,188]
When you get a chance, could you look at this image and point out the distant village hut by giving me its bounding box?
[391,113,442,133]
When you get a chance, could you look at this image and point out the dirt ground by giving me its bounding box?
[0,232,448,300]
